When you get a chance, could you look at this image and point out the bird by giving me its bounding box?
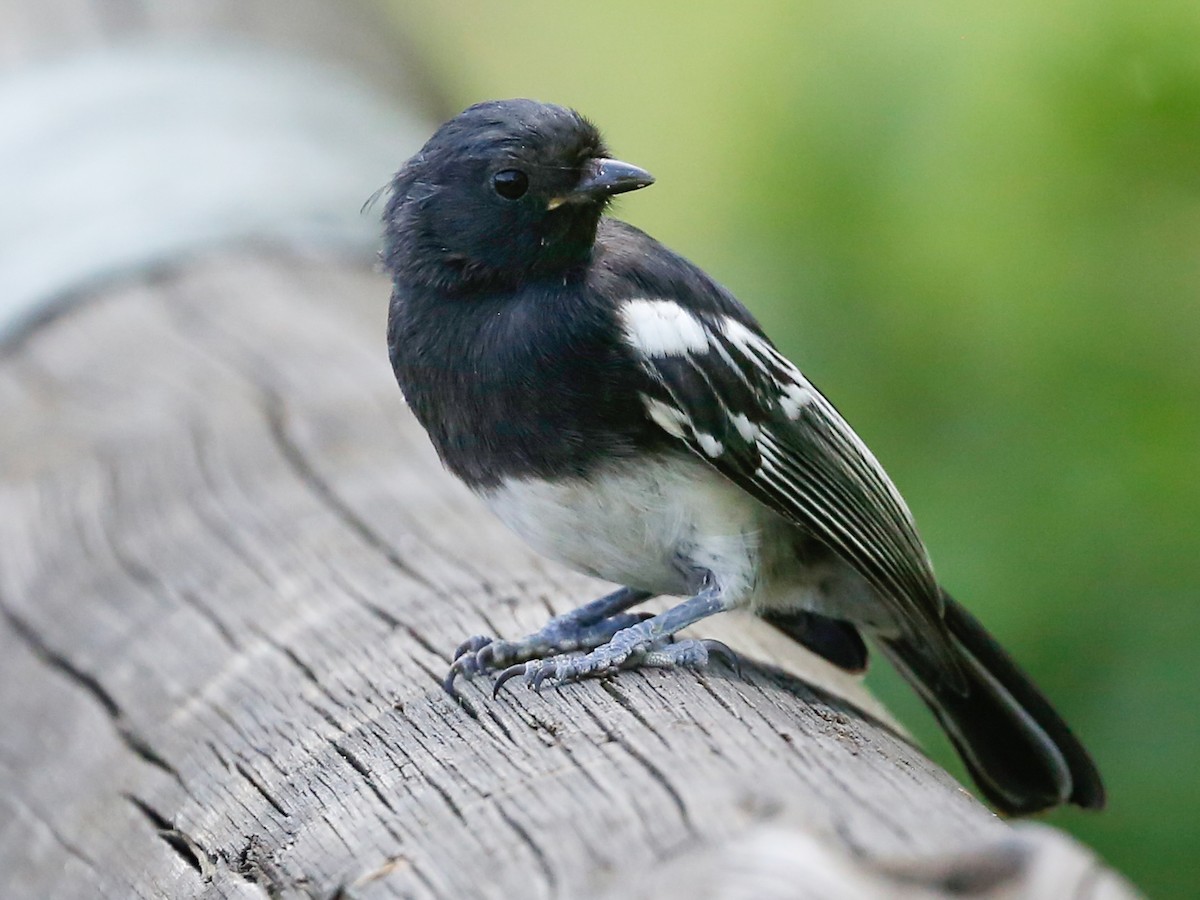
[381,98,1105,815]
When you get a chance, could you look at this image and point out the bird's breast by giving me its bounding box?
[389,287,660,488]
[477,454,770,599]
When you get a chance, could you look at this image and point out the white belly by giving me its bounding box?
[477,455,897,632]
[478,455,768,600]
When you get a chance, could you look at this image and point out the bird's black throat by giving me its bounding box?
[386,267,663,489]
[383,197,604,297]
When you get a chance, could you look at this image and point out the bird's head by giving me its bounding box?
[383,99,654,292]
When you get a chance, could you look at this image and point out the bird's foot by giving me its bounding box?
[492,626,738,696]
[444,609,650,694]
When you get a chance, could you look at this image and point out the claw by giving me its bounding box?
[443,655,478,696]
[453,635,492,661]
[474,638,516,670]
[475,644,495,668]
[445,589,657,694]
[530,662,557,692]
[444,636,503,696]
[492,663,529,698]
[701,639,742,677]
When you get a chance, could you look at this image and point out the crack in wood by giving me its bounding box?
[205,739,234,771]
[409,654,455,697]
[372,708,472,827]
[327,567,409,635]
[600,680,671,749]
[493,802,558,897]
[178,587,242,651]
[578,701,697,838]
[276,643,330,694]
[556,741,617,803]
[330,739,400,816]
[0,597,183,786]
[124,793,207,877]
[302,696,346,733]
[694,673,742,720]
[415,768,468,826]
[401,622,445,660]
[451,692,483,724]
[261,388,438,594]
[484,709,518,747]
[473,608,508,645]
[0,257,1129,899]
[0,602,121,719]
[249,626,354,721]
[188,420,290,592]
[0,771,99,874]
[234,761,291,819]
[232,833,291,897]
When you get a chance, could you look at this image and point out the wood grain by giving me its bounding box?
[0,252,1137,899]
[0,0,1137,896]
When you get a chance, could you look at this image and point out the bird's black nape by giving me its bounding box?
[382,99,653,294]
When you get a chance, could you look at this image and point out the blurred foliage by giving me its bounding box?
[391,1,1200,895]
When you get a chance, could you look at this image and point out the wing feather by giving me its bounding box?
[622,300,962,684]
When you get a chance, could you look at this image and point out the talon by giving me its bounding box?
[531,663,557,692]
[453,635,492,660]
[702,639,741,677]
[443,655,479,696]
[492,663,529,698]
[475,638,515,670]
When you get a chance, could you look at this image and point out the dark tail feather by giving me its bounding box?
[880,592,1105,815]
[762,609,869,673]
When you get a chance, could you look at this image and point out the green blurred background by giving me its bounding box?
[391,1,1199,895]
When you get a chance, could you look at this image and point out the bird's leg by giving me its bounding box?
[493,583,737,694]
[444,586,654,693]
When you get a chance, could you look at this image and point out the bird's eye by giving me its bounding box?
[492,169,529,200]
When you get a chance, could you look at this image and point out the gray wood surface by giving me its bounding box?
[0,1,1138,897]
[0,253,1137,899]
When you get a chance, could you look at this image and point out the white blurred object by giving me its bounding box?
[608,822,1142,900]
[0,41,426,340]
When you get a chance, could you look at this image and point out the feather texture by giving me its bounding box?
[618,294,963,688]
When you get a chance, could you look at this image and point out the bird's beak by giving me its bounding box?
[548,158,655,210]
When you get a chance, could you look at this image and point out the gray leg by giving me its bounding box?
[444,586,653,694]
[493,584,737,695]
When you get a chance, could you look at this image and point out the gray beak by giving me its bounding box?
[549,158,655,209]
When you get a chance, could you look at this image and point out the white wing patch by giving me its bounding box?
[629,301,943,644]
[642,394,724,458]
[729,412,759,442]
[720,315,917,531]
[620,299,710,357]
[696,433,724,458]
[633,305,908,538]
[642,395,690,439]
[780,384,815,420]
[720,317,815,420]
[629,304,820,454]
[720,317,770,359]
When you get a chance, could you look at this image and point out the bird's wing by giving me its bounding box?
[618,298,961,682]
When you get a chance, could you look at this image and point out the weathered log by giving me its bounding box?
[0,2,1137,898]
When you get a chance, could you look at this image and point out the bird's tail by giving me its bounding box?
[879,591,1105,815]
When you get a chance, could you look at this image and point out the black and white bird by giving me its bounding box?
[382,98,1105,815]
